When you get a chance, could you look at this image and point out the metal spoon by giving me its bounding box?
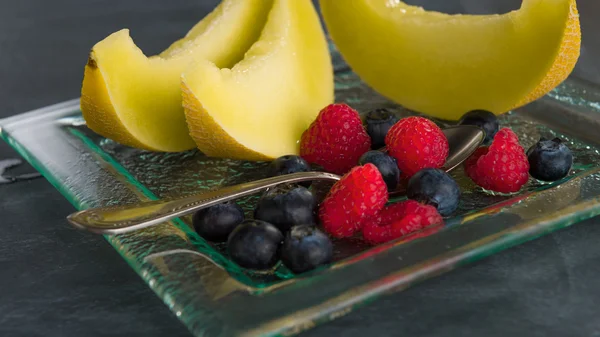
[67,125,484,235]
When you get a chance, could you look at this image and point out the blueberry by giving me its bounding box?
[359,151,400,191]
[269,155,312,187]
[459,110,499,144]
[365,108,399,149]
[269,155,311,177]
[192,202,244,242]
[281,225,333,274]
[527,137,573,182]
[227,220,283,270]
[254,184,317,233]
[407,168,460,216]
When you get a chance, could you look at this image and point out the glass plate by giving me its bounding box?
[3,46,600,336]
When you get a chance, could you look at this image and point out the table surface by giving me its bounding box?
[2,1,600,336]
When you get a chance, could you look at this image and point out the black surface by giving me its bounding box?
[1,1,600,336]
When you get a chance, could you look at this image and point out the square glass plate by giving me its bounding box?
[3,47,600,336]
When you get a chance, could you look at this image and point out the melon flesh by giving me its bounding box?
[81,0,274,151]
[320,0,581,120]
[182,0,334,160]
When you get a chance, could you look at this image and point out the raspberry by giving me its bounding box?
[464,128,529,193]
[362,200,443,245]
[385,116,449,178]
[300,104,371,174]
[361,214,394,244]
[319,164,388,238]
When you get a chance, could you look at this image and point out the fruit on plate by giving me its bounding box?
[527,137,573,182]
[464,128,530,193]
[269,155,313,188]
[365,108,398,150]
[254,184,317,233]
[182,0,333,161]
[459,110,499,144]
[385,116,449,178]
[362,200,443,245]
[407,168,460,217]
[282,225,333,274]
[319,164,388,238]
[192,202,245,242]
[269,155,312,179]
[81,0,274,152]
[358,151,400,192]
[320,0,581,120]
[300,104,371,175]
[227,220,283,270]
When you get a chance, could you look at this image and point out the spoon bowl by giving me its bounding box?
[442,125,486,172]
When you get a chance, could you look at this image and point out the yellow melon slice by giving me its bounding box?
[320,0,581,120]
[181,0,333,161]
[81,0,274,151]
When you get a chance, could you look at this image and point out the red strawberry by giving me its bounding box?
[319,164,388,238]
[385,116,449,178]
[464,128,529,193]
[362,200,443,245]
[300,104,371,174]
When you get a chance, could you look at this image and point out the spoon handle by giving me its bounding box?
[67,172,341,235]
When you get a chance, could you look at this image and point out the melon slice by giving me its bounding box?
[81,0,274,151]
[182,0,334,160]
[320,0,581,120]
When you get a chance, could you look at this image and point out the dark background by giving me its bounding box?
[1,1,600,336]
